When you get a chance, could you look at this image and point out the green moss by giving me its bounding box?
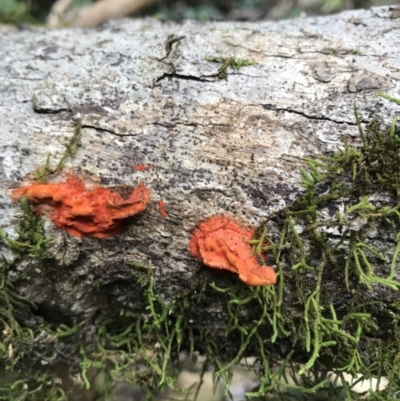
[55,119,82,173]
[32,118,83,181]
[33,152,53,182]
[205,55,256,79]
[249,102,400,398]
[0,204,47,398]
[2,373,67,401]
[378,92,400,106]
[0,197,52,260]
[0,255,193,400]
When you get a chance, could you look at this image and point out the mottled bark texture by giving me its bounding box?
[1,7,400,356]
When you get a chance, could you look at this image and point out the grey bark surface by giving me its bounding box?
[0,7,400,336]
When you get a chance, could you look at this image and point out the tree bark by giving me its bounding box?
[1,6,400,385]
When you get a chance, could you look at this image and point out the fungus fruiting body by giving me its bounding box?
[11,176,150,238]
[134,164,151,171]
[158,200,167,218]
[189,216,276,286]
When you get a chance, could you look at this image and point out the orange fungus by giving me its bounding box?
[158,200,168,218]
[11,176,150,238]
[134,164,151,171]
[189,216,276,286]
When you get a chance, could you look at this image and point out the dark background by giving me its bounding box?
[1,0,398,24]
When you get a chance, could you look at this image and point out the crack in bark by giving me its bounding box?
[155,72,207,85]
[33,107,72,114]
[155,69,238,84]
[80,124,119,136]
[145,121,230,129]
[262,104,369,125]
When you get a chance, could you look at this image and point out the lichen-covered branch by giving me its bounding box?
[1,7,400,400]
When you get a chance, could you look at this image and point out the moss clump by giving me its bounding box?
[33,118,82,181]
[205,55,256,79]
[249,102,400,399]
[0,197,52,260]
[33,152,53,182]
[0,197,51,361]
[0,258,194,400]
[0,199,50,394]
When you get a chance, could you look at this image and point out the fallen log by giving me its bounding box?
[1,6,400,399]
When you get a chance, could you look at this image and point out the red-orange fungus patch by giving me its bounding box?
[189,216,276,286]
[11,176,150,239]
[158,200,168,218]
[134,164,151,171]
